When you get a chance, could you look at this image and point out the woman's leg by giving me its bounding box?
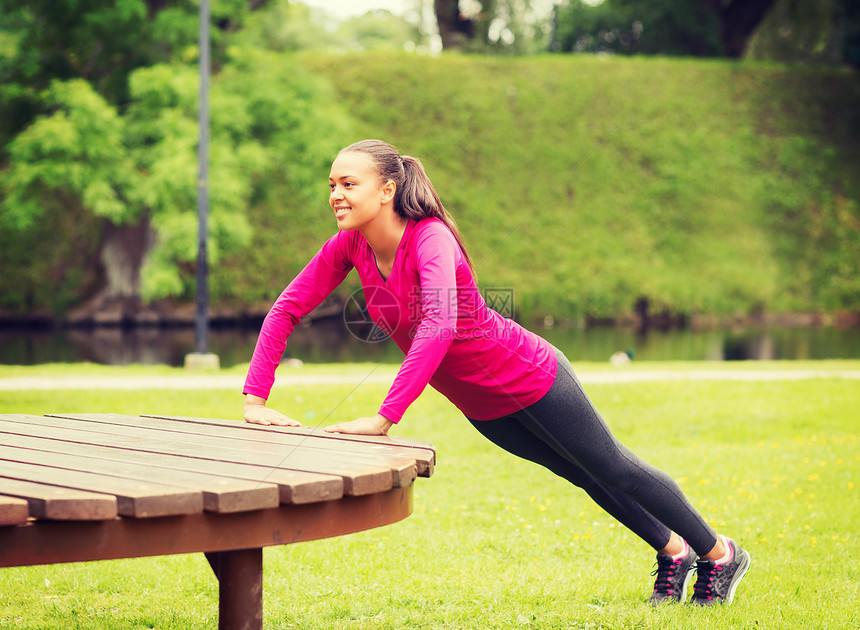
[468,414,672,551]
[516,351,718,556]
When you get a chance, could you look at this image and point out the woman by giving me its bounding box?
[243,139,751,606]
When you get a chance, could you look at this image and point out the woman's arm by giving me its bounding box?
[326,222,461,434]
[243,233,354,408]
[375,223,460,422]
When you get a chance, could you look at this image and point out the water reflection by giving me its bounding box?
[543,325,860,362]
[0,319,857,366]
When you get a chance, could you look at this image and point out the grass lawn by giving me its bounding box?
[0,362,857,629]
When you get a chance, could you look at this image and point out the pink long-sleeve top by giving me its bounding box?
[243,218,558,422]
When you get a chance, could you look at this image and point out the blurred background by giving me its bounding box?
[1,0,858,365]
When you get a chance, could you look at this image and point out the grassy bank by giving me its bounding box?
[0,362,857,628]
[294,53,860,322]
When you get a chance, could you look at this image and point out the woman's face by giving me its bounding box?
[329,151,392,231]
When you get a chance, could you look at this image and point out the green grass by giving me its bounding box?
[1,362,858,628]
[0,357,857,378]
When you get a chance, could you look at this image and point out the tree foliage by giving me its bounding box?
[551,0,859,65]
[0,0,152,146]
[434,0,551,53]
[746,0,860,67]
[552,0,772,57]
[0,1,857,323]
[0,0,350,315]
[233,0,427,53]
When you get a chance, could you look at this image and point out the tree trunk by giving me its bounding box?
[100,219,154,299]
[704,0,779,57]
[434,0,475,49]
[66,218,155,325]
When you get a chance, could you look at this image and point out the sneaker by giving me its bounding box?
[691,537,751,605]
[649,541,698,605]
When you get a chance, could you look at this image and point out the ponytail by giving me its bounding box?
[339,139,477,279]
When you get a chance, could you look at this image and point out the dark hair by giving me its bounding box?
[339,139,476,279]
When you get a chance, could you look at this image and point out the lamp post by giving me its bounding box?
[186,0,219,370]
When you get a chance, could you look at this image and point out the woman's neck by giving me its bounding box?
[361,212,408,276]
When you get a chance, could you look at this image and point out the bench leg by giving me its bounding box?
[205,548,263,630]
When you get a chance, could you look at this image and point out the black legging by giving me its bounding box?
[468,349,718,555]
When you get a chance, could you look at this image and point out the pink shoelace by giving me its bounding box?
[652,557,684,595]
[694,563,724,601]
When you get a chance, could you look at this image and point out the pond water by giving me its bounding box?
[1,318,858,367]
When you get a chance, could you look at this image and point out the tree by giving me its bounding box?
[0,0,349,319]
[1,69,242,310]
[229,0,338,51]
[552,0,779,58]
[746,0,860,67]
[433,0,550,53]
[337,10,422,51]
[552,0,723,55]
[434,0,476,49]
[235,1,425,53]
[704,0,779,58]
[0,0,147,141]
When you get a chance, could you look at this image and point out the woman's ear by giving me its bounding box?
[380,179,396,204]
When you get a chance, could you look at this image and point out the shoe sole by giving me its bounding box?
[679,564,696,602]
[723,548,751,604]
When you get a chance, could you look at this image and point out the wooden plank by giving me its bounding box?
[51,413,421,487]
[0,486,413,569]
[143,414,436,477]
[0,459,202,518]
[0,478,117,520]
[0,445,279,514]
[0,495,29,525]
[14,413,405,491]
[13,413,402,492]
[0,414,393,496]
[142,413,436,478]
[0,432,342,505]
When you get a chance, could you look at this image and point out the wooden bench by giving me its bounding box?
[0,413,435,630]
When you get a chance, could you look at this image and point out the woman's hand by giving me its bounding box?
[244,394,302,427]
[325,414,393,435]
